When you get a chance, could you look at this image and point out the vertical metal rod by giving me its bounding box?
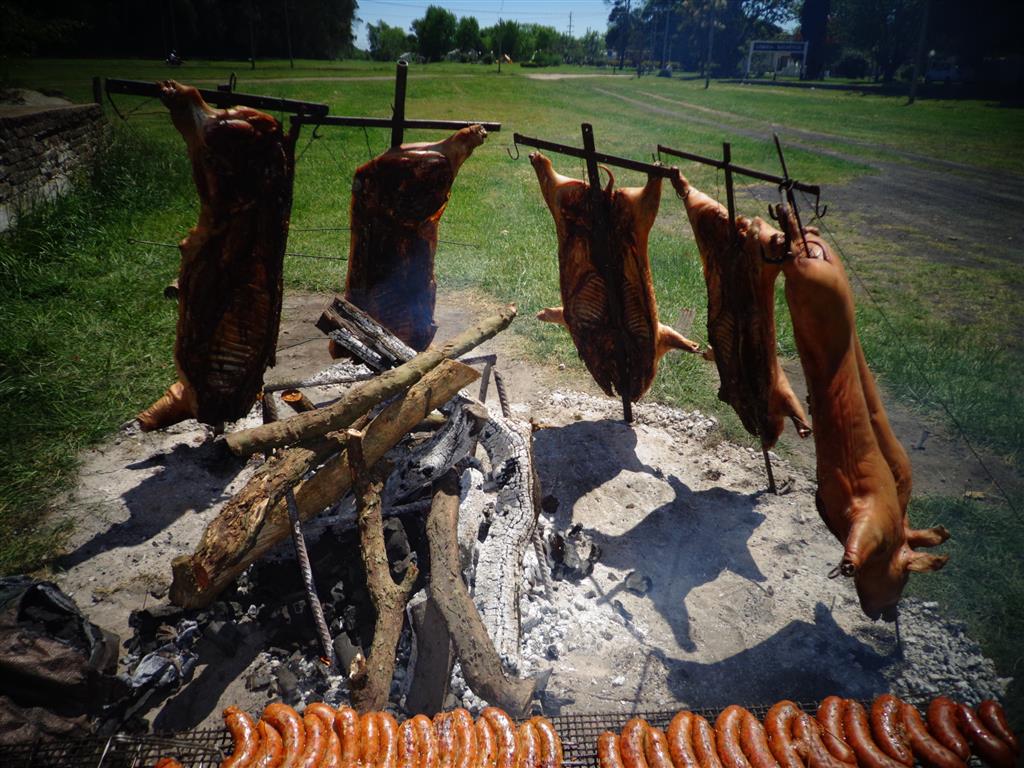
[723,142,737,237]
[391,60,409,148]
[478,358,494,404]
[762,447,778,495]
[773,133,811,256]
[493,370,512,419]
[581,123,632,424]
[286,489,336,670]
[92,77,103,105]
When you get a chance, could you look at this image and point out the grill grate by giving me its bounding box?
[0,698,961,768]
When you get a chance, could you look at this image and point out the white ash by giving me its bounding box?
[543,390,719,442]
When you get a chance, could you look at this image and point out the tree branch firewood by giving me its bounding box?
[169,359,479,609]
[346,428,418,713]
[427,470,535,716]
[225,304,516,457]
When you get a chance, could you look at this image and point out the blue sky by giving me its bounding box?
[354,0,612,48]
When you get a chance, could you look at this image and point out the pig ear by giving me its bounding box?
[904,550,949,573]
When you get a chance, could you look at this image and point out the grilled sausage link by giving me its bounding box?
[739,709,780,768]
[598,732,626,768]
[223,706,261,768]
[531,717,563,768]
[764,701,804,768]
[693,715,725,768]
[254,720,285,768]
[435,712,456,768]
[667,712,700,768]
[643,727,675,768]
[298,713,327,768]
[336,706,361,766]
[360,713,382,768]
[816,697,855,765]
[379,713,399,768]
[956,704,1016,768]
[620,718,652,768]
[305,704,342,768]
[899,702,965,768]
[843,700,906,768]
[451,709,478,768]
[413,715,439,768]
[477,717,498,768]
[792,713,856,768]
[977,700,1018,755]
[926,698,970,761]
[517,721,542,768]
[482,709,517,768]
[715,706,754,768]
[263,704,306,768]
[870,695,913,766]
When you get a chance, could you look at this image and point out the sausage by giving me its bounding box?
[842,700,905,768]
[899,702,965,768]
[517,722,542,768]
[816,697,855,765]
[692,715,724,768]
[451,709,478,768]
[413,715,439,768]
[715,706,753,768]
[926,698,969,761]
[305,704,342,768]
[764,701,804,768]
[361,713,382,768]
[223,706,261,768]
[620,718,652,768]
[870,695,913,766]
[477,717,498,768]
[956,704,1016,768]
[666,712,700,768]
[399,719,420,768]
[155,759,184,768]
[643,727,675,768]
[298,713,327,768]
[978,701,1019,754]
[336,706,362,766]
[792,713,856,768]
[435,712,456,768]
[739,709,781,768]
[263,704,306,768]
[379,713,399,768]
[531,717,563,768]
[598,732,626,768]
[482,707,518,768]
[254,720,285,768]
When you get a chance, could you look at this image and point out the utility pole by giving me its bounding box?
[568,11,573,38]
[907,0,931,104]
[498,18,502,73]
[704,6,715,89]
[284,0,294,69]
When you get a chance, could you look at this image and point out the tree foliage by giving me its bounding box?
[411,5,457,61]
[367,20,413,62]
[455,16,482,54]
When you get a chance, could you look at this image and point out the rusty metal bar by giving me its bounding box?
[104,77,329,116]
[723,142,737,235]
[515,132,674,178]
[657,143,820,196]
[391,61,408,147]
[293,115,501,132]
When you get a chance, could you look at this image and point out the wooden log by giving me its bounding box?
[281,389,317,413]
[169,359,479,608]
[225,304,516,457]
[426,470,535,716]
[404,593,453,716]
[317,295,416,371]
[346,428,418,712]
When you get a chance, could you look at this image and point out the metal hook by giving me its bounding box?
[506,137,521,160]
[311,123,322,141]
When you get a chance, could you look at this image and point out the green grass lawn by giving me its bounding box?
[2,59,1023,716]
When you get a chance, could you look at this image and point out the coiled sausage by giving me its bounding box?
[977,701,1018,755]
[899,702,965,768]
[379,713,399,768]
[412,715,439,768]
[692,715,724,768]
[764,701,804,768]
[816,697,855,765]
[398,718,420,768]
[531,717,563,768]
[715,706,753,768]
[336,706,361,766]
[842,700,905,768]
[517,721,541,768]
[956,704,1015,768]
[643,727,675,768]
[361,713,382,768]
[620,719,652,768]
[223,706,261,768]
[482,708,518,768]
[263,704,306,768]
[299,713,327,768]
[477,717,498,768]
[792,713,856,768]
[667,712,700,768]
[870,695,913,766]
[451,709,478,768]
[739,709,780,768]
[305,704,342,768]
[254,720,285,768]
[598,732,626,768]
[926,698,969,761]
[434,712,456,768]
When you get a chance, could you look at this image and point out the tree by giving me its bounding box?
[482,19,521,61]
[580,29,607,63]
[799,0,830,78]
[411,5,457,61]
[368,20,413,62]
[830,0,922,81]
[455,15,482,54]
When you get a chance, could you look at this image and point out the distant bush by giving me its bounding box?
[522,51,561,68]
[481,52,494,65]
[832,50,871,79]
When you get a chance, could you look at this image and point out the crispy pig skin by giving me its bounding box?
[137,80,293,431]
[344,125,487,352]
[671,171,810,449]
[530,152,698,403]
[777,202,948,620]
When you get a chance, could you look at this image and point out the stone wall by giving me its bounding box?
[0,104,109,232]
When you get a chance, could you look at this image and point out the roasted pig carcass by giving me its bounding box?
[530,152,699,403]
[777,201,948,619]
[137,80,294,432]
[342,125,488,352]
[670,170,810,450]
